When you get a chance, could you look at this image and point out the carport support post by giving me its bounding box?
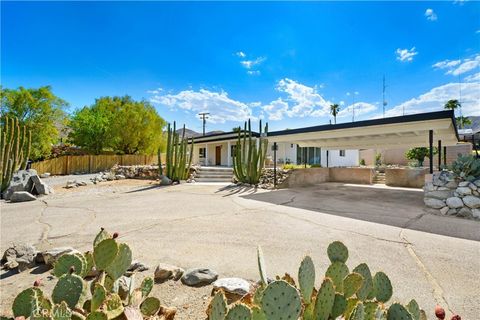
[429,130,433,174]
[273,142,277,188]
[438,140,442,170]
[304,148,307,168]
[326,150,329,168]
[443,146,447,166]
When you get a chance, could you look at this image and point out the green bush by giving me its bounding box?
[359,159,366,166]
[449,154,480,181]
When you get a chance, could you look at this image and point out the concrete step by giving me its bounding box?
[195,177,232,182]
[198,167,233,173]
[196,174,233,179]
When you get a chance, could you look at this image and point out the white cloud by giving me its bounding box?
[338,102,377,118]
[262,98,289,120]
[150,89,254,124]
[425,8,438,21]
[453,0,468,5]
[433,54,480,76]
[465,72,480,82]
[247,70,261,76]
[240,56,266,69]
[384,82,480,117]
[396,47,418,62]
[236,51,246,58]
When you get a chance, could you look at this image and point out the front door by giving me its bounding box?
[215,146,221,165]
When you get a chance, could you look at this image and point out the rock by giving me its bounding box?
[469,183,477,191]
[128,260,149,272]
[447,208,458,215]
[423,182,435,192]
[41,247,80,266]
[2,169,37,200]
[65,183,77,189]
[1,243,37,271]
[10,191,36,202]
[40,173,51,178]
[77,181,87,186]
[424,198,445,209]
[159,175,172,186]
[457,207,472,218]
[439,206,449,215]
[462,196,480,209]
[472,209,480,219]
[103,172,115,181]
[446,197,464,209]
[458,181,470,187]
[154,263,184,282]
[30,175,51,195]
[456,187,472,196]
[213,278,251,296]
[474,190,480,196]
[181,268,218,287]
[474,180,480,187]
[445,180,458,189]
[424,190,453,200]
[115,174,126,180]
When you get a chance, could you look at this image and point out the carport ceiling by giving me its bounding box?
[267,110,459,149]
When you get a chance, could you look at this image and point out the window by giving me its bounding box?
[339,150,346,157]
[199,148,206,158]
[230,145,236,157]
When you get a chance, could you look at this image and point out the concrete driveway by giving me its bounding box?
[1,180,479,319]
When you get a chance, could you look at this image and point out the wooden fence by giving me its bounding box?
[31,154,158,175]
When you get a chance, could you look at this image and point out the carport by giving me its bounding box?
[268,110,459,174]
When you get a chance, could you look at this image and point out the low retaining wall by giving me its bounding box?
[386,168,427,188]
[279,167,373,188]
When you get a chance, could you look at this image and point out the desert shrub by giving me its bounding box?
[449,154,480,181]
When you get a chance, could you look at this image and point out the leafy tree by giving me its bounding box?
[68,96,166,154]
[330,103,340,124]
[405,147,437,166]
[0,86,68,160]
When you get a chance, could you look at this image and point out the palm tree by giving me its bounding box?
[444,99,461,111]
[330,104,340,124]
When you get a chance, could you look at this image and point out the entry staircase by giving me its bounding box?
[373,170,386,184]
[195,166,233,183]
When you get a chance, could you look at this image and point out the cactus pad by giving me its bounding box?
[325,261,349,293]
[105,243,132,280]
[349,302,365,320]
[327,241,348,263]
[298,255,315,303]
[104,294,124,319]
[251,307,266,320]
[123,306,143,320]
[209,291,227,320]
[91,284,106,312]
[373,272,392,303]
[140,297,161,316]
[12,287,49,318]
[52,273,87,309]
[343,273,364,298]
[257,246,268,286]
[314,278,335,320]
[93,239,118,270]
[52,301,71,320]
[343,298,359,319]
[85,311,107,320]
[94,228,111,247]
[140,277,154,298]
[261,280,301,320]
[352,263,373,301]
[387,303,413,320]
[53,253,86,278]
[406,299,420,320]
[331,294,347,319]
[71,311,86,320]
[225,304,251,320]
[84,252,94,277]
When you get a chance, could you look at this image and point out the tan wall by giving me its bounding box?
[279,167,373,188]
[385,168,427,188]
[329,167,374,184]
[359,149,376,166]
[445,144,472,165]
[31,154,158,175]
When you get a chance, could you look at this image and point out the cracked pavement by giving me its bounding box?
[1,180,479,319]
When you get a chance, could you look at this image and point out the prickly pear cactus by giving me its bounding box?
[85,311,108,320]
[387,303,413,320]
[343,272,364,298]
[251,307,266,320]
[93,228,111,247]
[331,294,347,319]
[93,239,118,270]
[327,241,349,263]
[352,263,374,301]
[105,243,132,280]
[12,287,51,318]
[406,299,420,320]
[53,253,87,278]
[84,251,94,277]
[298,255,315,303]
[91,283,106,312]
[325,261,349,293]
[140,297,161,316]
[103,294,124,319]
[209,292,227,320]
[257,246,268,286]
[373,272,392,303]
[52,301,71,320]
[349,302,365,320]
[225,304,251,320]
[314,278,335,320]
[52,273,87,309]
[261,280,301,320]
[140,277,154,298]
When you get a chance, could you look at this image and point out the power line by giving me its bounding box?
[198,112,210,136]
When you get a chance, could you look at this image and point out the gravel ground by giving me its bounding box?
[41,173,100,188]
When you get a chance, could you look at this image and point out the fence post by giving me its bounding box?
[88,155,92,173]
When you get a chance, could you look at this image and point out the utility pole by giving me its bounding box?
[198,112,210,136]
[382,75,388,118]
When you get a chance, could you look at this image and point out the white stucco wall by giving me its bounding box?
[323,149,359,167]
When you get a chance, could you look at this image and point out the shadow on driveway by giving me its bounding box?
[241,183,480,241]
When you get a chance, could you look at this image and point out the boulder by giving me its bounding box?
[181,268,218,287]
[154,263,184,282]
[3,169,37,200]
[447,208,458,215]
[474,180,480,187]
[1,243,37,271]
[456,187,472,196]
[458,181,470,187]
[439,206,450,215]
[115,174,126,180]
[423,182,435,192]
[446,197,464,209]
[128,260,149,272]
[117,275,134,300]
[462,196,480,209]
[30,175,51,195]
[159,175,172,186]
[472,209,480,219]
[41,247,80,266]
[445,180,458,189]
[213,278,251,296]
[40,173,51,178]
[469,183,477,191]
[457,207,472,218]
[10,191,36,202]
[424,190,453,200]
[424,198,445,209]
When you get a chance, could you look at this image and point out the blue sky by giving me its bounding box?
[2,1,479,133]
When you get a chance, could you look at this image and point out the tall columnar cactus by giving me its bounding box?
[0,116,32,194]
[10,228,176,320]
[233,119,268,185]
[159,122,194,181]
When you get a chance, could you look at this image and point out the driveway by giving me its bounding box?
[1,180,479,319]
